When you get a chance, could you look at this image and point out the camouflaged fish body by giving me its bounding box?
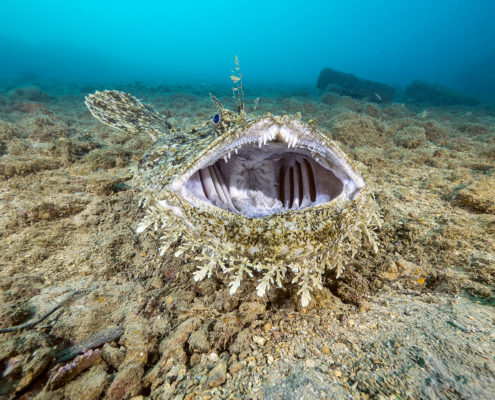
[86,90,380,306]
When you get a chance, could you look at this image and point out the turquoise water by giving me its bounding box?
[1,0,495,100]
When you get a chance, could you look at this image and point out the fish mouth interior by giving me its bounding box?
[177,135,363,218]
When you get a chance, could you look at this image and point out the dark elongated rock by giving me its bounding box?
[404,80,479,106]
[317,67,395,103]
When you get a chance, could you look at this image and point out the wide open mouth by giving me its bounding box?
[174,122,364,218]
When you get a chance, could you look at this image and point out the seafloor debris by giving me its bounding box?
[317,67,395,103]
[47,348,102,390]
[56,326,124,363]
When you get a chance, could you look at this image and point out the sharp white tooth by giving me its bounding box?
[228,152,231,159]
[235,148,238,154]
[268,124,279,139]
[223,155,228,163]
[280,127,288,143]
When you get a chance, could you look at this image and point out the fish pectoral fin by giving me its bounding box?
[85,90,170,142]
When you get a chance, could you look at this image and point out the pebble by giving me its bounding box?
[247,357,257,369]
[238,302,266,324]
[150,277,164,289]
[16,348,53,392]
[189,353,201,367]
[207,352,219,363]
[64,364,108,400]
[252,335,266,347]
[294,344,306,359]
[106,363,144,400]
[102,343,125,370]
[229,361,244,374]
[188,328,210,353]
[208,361,227,388]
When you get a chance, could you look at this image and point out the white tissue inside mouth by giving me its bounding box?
[182,140,353,218]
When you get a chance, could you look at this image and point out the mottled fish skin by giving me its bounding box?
[86,90,380,307]
[85,90,171,142]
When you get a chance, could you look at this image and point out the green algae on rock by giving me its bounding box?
[85,90,380,307]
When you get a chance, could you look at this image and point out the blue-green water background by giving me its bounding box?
[1,0,495,100]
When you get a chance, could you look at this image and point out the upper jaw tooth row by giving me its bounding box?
[220,125,308,163]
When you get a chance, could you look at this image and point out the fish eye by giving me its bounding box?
[213,113,220,123]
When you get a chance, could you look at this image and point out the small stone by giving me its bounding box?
[208,361,227,388]
[305,359,316,368]
[267,355,274,365]
[106,363,144,400]
[247,356,257,369]
[358,301,370,313]
[395,258,409,271]
[17,348,53,391]
[322,346,330,354]
[48,349,102,390]
[252,335,266,347]
[334,370,343,378]
[207,352,218,363]
[188,328,210,353]
[263,323,272,332]
[166,364,185,384]
[238,302,266,324]
[229,361,243,374]
[189,353,201,367]
[102,343,125,370]
[150,277,164,289]
[294,344,306,359]
[64,365,108,400]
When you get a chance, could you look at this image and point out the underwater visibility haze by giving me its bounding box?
[1,0,495,99]
[0,1,495,399]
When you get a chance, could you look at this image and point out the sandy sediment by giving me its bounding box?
[0,82,494,399]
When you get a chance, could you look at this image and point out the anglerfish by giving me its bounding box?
[85,90,380,306]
